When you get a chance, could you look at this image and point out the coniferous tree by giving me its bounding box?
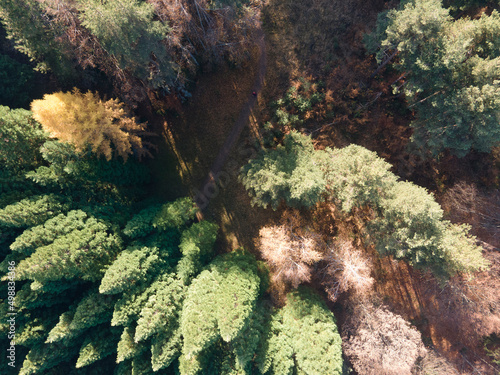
[179,250,263,374]
[78,0,175,89]
[374,181,488,276]
[31,89,149,162]
[240,131,328,210]
[0,106,47,176]
[0,0,74,76]
[242,138,488,277]
[257,287,343,375]
[324,144,397,213]
[367,0,500,156]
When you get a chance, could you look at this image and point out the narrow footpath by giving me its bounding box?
[195,27,267,219]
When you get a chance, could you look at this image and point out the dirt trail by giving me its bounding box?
[195,27,267,219]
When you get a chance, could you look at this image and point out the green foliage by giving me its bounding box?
[116,326,139,363]
[368,0,500,156]
[0,194,68,247]
[151,328,182,371]
[241,137,487,278]
[437,222,489,275]
[257,287,343,375]
[99,246,161,295]
[76,326,121,368]
[10,210,88,255]
[16,214,121,284]
[0,106,47,173]
[324,145,397,213]
[78,0,175,88]
[176,221,219,284]
[135,276,185,342]
[46,292,115,345]
[19,342,80,375]
[444,0,500,13]
[0,0,74,76]
[0,100,211,374]
[123,204,163,239]
[240,131,328,210]
[373,181,488,276]
[484,333,500,366]
[180,250,262,374]
[270,80,326,129]
[153,197,199,230]
[111,278,166,328]
[0,55,34,108]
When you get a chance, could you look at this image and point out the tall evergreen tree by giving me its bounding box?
[367,0,500,156]
[0,0,74,77]
[324,144,397,213]
[240,131,328,210]
[257,287,343,375]
[0,106,47,173]
[78,0,176,89]
[179,250,263,374]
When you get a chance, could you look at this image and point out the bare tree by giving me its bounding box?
[258,216,324,297]
[411,349,460,375]
[320,240,374,302]
[343,305,427,375]
[440,182,500,248]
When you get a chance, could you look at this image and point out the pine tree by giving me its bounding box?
[0,106,47,173]
[16,213,122,284]
[240,131,328,210]
[152,197,199,230]
[367,0,500,156]
[0,0,74,76]
[78,0,176,88]
[176,221,219,284]
[123,205,164,239]
[324,144,397,213]
[257,287,343,375]
[374,181,488,276]
[75,325,121,368]
[0,194,69,249]
[31,89,149,161]
[135,276,185,343]
[99,246,162,295]
[10,210,89,256]
[180,250,262,375]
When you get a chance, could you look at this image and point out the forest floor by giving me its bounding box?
[145,22,279,253]
[145,0,500,373]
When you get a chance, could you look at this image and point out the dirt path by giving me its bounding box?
[195,27,267,219]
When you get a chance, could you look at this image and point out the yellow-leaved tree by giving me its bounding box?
[31,89,149,161]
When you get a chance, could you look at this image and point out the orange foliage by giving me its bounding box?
[31,89,150,161]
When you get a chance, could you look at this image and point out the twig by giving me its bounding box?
[370,50,398,79]
[408,90,443,109]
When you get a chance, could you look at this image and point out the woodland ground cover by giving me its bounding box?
[1,0,500,374]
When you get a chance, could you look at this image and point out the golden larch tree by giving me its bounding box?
[31,89,148,161]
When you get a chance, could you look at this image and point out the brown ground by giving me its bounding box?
[143,0,500,372]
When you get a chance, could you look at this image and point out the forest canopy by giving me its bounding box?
[1,0,499,373]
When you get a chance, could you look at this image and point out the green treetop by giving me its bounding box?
[257,287,343,375]
[78,0,175,88]
[240,131,328,210]
[367,0,500,156]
